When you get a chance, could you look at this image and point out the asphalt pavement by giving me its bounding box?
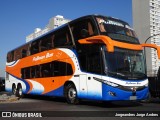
[0,91,160,120]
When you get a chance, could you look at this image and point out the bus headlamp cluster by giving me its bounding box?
[93,77,119,87]
[144,83,148,87]
[102,80,119,87]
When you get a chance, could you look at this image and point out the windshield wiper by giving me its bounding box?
[107,71,125,77]
[117,72,125,76]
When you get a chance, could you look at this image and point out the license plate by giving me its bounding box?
[130,96,137,100]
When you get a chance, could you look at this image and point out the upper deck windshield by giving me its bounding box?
[104,47,147,80]
[96,16,139,44]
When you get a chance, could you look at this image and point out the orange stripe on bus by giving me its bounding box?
[6,49,76,94]
[30,76,72,94]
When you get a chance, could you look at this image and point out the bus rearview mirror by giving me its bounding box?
[141,43,160,59]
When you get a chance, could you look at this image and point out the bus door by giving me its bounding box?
[86,74,102,100]
[78,45,103,99]
[78,74,102,100]
[86,45,103,99]
[78,74,88,98]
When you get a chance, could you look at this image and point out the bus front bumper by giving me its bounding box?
[102,84,149,101]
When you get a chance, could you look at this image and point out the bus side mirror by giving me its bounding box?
[78,35,114,52]
[141,43,160,59]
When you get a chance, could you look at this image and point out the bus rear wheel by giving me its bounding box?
[12,85,17,95]
[65,84,79,104]
[16,85,23,98]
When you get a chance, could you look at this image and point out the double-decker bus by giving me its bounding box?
[5,15,160,104]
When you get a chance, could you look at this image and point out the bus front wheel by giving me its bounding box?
[65,84,79,104]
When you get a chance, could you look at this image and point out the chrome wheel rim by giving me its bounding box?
[68,88,76,99]
[19,88,23,96]
[13,87,16,95]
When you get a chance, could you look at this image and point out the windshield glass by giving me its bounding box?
[104,47,146,80]
[96,16,139,44]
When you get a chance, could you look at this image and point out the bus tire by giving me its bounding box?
[65,83,79,104]
[16,85,23,98]
[12,84,17,95]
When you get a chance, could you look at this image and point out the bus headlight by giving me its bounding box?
[93,77,119,87]
[144,83,148,87]
[103,80,119,87]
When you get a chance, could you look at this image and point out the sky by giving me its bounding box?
[0,0,132,77]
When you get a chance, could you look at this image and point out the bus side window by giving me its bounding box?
[30,41,40,55]
[88,22,94,36]
[41,63,53,77]
[40,40,47,52]
[78,50,87,72]
[21,68,25,79]
[22,49,27,58]
[57,62,66,76]
[31,66,40,78]
[14,48,21,60]
[52,61,73,76]
[87,51,102,74]
[21,60,73,79]
[66,33,72,45]
[40,35,54,52]
[7,53,10,62]
[54,27,72,47]
[78,45,102,74]
[7,51,14,62]
[21,67,31,79]
[70,18,95,42]
[52,61,59,76]
[96,17,106,32]
[66,62,73,75]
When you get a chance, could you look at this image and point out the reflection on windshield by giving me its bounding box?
[104,47,146,80]
[96,17,139,44]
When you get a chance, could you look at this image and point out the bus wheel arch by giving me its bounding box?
[16,83,23,98]
[64,81,79,104]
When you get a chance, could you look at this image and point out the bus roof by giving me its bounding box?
[7,14,130,53]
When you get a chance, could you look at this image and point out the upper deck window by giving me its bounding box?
[96,16,139,44]
[70,18,96,42]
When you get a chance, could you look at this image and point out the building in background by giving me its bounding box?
[132,0,160,76]
[26,15,70,42]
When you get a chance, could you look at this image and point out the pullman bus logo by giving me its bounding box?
[33,52,53,62]
[131,87,137,92]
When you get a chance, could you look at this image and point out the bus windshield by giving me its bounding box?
[104,47,147,80]
[96,16,139,44]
